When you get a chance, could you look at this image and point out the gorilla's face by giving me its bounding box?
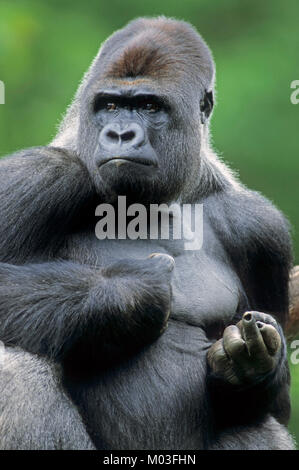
[75,18,215,204]
[83,81,205,204]
[94,85,168,201]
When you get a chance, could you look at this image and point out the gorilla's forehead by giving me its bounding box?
[89,17,214,89]
[92,77,159,90]
[88,77,170,96]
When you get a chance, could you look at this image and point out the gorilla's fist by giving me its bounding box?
[207,312,283,386]
[101,253,174,350]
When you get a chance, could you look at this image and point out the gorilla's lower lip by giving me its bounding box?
[99,157,157,168]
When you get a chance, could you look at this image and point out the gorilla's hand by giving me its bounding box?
[101,253,174,349]
[207,312,283,386]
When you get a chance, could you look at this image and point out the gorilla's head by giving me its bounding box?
[54,17,215,204]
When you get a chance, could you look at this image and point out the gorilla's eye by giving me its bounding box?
[106,103,117,112]
[142,101,160,113]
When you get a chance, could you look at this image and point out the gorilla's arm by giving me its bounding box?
[206,189,292,430]
[0,257,172,369]
[0,146,94,262]
[0,148,172,369]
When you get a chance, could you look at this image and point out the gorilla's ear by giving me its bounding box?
[200,90,214,124]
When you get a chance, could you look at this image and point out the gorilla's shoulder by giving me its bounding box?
[0,146,90,194]
[204,186,292,264]
[0,145,81,165]
[205,187,290,239]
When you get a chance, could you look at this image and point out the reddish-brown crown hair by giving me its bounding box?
[98,17,214,89]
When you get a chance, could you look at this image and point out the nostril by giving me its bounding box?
[121,131,135,142]
[106,130,120,142]
[100,123,145,148]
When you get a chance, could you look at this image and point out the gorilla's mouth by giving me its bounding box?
[99,156,158,168]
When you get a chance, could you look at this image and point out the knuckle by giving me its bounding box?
[207,341,225,365]
[252,311,278,327]
[148,253,175,270]
[226,338,245,356]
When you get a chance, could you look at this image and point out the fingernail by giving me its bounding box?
[149,252,160,258]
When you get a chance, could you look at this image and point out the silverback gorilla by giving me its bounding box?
[0,17,295,450]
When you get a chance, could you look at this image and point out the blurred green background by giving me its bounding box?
[0,0,298,447]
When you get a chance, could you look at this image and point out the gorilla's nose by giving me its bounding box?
[99,123,145,150]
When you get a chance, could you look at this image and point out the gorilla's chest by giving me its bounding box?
[64,226,242,449]
[66,224,241,329]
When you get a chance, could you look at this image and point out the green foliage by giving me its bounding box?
[0,0,298,446]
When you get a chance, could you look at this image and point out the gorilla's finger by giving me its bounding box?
[242,312,268,358]
[148,253,175,271]
[249,311,278,328]
[223,325,248,364]
[207,339,228,372]
[257,322,281,356]
[207,339,242,385]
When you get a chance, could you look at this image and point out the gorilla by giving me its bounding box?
[0,17,295,450]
